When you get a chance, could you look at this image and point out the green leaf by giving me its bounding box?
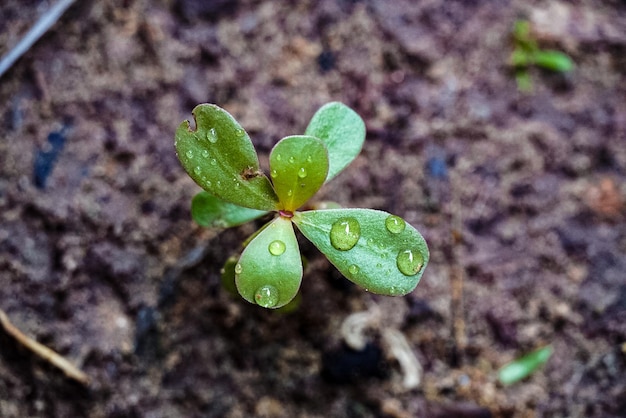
[498,345,554,385]
[191,191,267,228]
[269,135,329,212]
[533,50,574,72]
[175,104,279,211]
[293,209,429,296]
[305,102,366,182]
[235,217,302,308]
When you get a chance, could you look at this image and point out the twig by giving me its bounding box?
[0,0,76,79]
[0,309,90,385]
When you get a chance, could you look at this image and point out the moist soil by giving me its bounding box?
[1,1,625,417]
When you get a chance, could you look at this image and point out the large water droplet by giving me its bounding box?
[201,149,209,158]
[234,263,243,274]
[207,128,218,143]
[268,240,286,256]
[298,167,307,178]
[396,249,424,276]
[330,217,361,251]
[255,285,280,308]
[348,265,359,276]
[186,150,194,159]
[193,166,201,175]
[385,215,406,234]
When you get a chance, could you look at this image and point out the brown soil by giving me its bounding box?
[1,1,625,417]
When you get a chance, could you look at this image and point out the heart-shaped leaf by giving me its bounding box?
[175,104,279,211]
[235,217,302,308]
[191,191,268,228]
[269,135,328,212]
[293,209,429,295]
[304,102,365,182]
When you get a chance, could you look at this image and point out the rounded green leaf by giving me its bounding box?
[293,209,429,296]
[269,135,329,212]
[304,102,365,182]
[235,217,302,309]
[191,191,267,228]
[175,104,279,211]
[498,345,554,385]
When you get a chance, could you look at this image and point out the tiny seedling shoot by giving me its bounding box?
[175,102,429,308]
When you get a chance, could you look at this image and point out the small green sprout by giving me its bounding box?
[175,102,429,308]
[498,345,554,385]
[510,19,574,91]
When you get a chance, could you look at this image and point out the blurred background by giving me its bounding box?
[0,1,624,417]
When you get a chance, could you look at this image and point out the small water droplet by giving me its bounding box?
[210,158,217,166]
[201,175,207,181]
[235,128,245,137]
[234,263,243,274]
[216,180,222,188]
[268,240,286,256]
[288,156,295,164]
[385,215,406,234]
[298,167,307,178]
[206,180,212,187]
[193,166,201,175]
[201,149,209,158]
[235,182,241,188]
[348,265,359,275]
[367,238,375,247]
[255,285,280,308]
[389,286,398,296]
[185,150,194,159]
[396,249,424,276]
[271,169,278,178]
[306,155,312,163]
[376,263,382,268]
[330,217,361,251]
[287,189,293,196]
[276,154,282,161]
[207,128,218,143]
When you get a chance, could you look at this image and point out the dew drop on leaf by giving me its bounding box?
[255,285,280,308]
[234,263,243,274]
[287,189,293,196]
[396,249,424,276]
[193,166,201,175]
[289,156,295,164]
[271,169,278,178]
[276,153,282,161]
[186,150,194,159]
[207,127,218,143]
[385,215,406,234]
[330,217,361,251]
[268,240,286,256]
[298,167,307,178]
[348,264,359,275]
[201,149,209,158]
[235,128,245,137]
[306,155,312,163]
[210,158,217,166]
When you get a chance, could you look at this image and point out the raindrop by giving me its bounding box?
[348,265,359,276]
[367,238,375,247]
[234,263,243,274]
[216,180,222,188]
[330,217,361,251]
[276,154,282,161]
[298,167,307,178]
[396,249,424,276]
[201,149,209,158]
[289,156,295,164]
[185,150,194,159]
[206,180,212,187]
[268,240,286,256]
[207,128,218,143]
[306,155,313,163]
[210,158,217,166]
[255,285,280,308]
[385,215,406,234]
[235,128,245,137]
[287,189,293,197]
[193,166,201,175]
[271,169,278,178]
[389,286,398,296]
[235,182,241,188]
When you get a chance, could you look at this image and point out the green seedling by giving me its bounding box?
[498,345,554,385]
[175,102,429,308]
[510,19,574,91]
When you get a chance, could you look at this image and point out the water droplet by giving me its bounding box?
[206,180,212,187]
[289,156,295,164]
[268,240,286,256]
[185,150,194,159]
[330,217,361,251]
[234,263,243,274]
[193,166,201,175]
[389,286,398,296]
[235,182,241,188]
[235,128,245,137]
[396,249,424,276]
[306,155,313,163]
[271,169,278,178]
[348,265,359,275]
[376,263,382,268]
[385,215,406,234]
[276,154,282,161]
[216,180,222,188]
[255,285,280,308]
[287,189,293,196]
[367,238,375,247]
[210,158,217,166]
[201,149,209,158]
[298,167,307,178]
[207,128,218,143]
